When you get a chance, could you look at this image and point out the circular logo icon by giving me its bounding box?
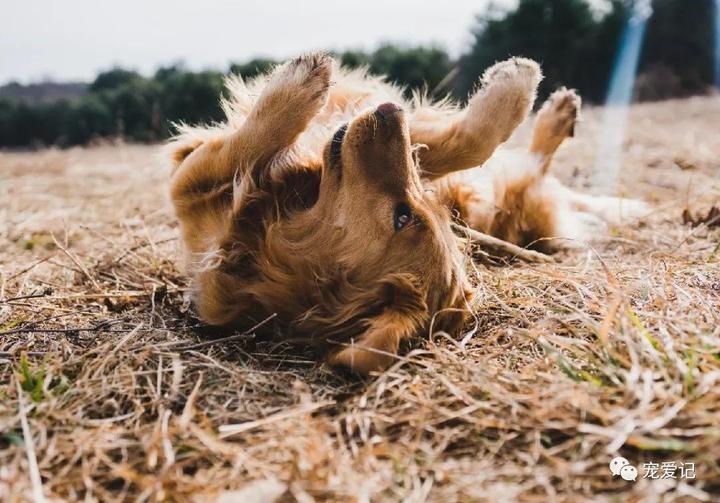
[609,456,630,476]
[621,465,638,481]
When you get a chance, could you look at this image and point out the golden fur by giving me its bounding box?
[168,53,645,374]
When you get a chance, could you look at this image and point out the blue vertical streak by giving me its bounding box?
[606,17,648,106]
[715,0,720,87]
[593,10,650,193]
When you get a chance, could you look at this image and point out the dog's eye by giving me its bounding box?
[330,123,348,159]
[394,202,414,231]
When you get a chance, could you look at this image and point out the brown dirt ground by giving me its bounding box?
[1,96,719,502]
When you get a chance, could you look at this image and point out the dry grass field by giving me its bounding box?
[1,96,719,502]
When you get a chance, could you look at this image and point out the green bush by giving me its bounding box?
[455,0,625,103]
[228,58,278,80]
[455,0,715,103]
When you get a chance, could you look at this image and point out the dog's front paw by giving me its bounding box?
[464,57,543,141]
[280,52,333,105]
[482,57,543,91]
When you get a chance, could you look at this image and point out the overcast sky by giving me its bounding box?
[2,0,516,85]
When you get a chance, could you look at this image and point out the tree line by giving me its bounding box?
[0,0,714,148]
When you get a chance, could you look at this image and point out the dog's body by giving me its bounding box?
[169,54,645,373]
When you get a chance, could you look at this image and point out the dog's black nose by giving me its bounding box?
[376,102,402,117]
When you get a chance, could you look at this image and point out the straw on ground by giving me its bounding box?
[1,96,719,501]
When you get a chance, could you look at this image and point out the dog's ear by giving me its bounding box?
[327,274,427,374]
[327,312,414,373]
[171,139,203,167]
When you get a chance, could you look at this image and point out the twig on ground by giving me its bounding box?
[673,209,720,253]
[51,233,102,291]
[44,289,183,301]
[169,313,278,351]
[15,378,47,503]
[113,237,178,264]
[0,317,130,336]
[453,224,555,263]
[0,288,53,304]
[218,400,334,438]
[6,256,54,281]
[0,351,47,358]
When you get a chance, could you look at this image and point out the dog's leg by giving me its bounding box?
[485,89,582,248]
[411,58,542,180]
[441,88,582,250]
[223,53,331,168]
[525,89,646,233]
[170,53,331,205]
[529,87,581,173]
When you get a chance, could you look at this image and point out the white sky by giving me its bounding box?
[1,0,513,84]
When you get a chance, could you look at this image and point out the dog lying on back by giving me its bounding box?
[169,53,644,373]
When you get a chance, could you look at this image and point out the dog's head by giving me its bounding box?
[180,98,472,373]
[290,102,471,372]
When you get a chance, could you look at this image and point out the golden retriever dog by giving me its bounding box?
[168,53,644,374]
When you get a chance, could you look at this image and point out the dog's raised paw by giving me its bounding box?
[283,52,333,101]
[464,57,543,143]
[537,87,581,138]
[481,57,543,94]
